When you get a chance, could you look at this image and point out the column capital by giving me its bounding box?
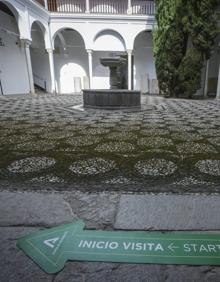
[46,48,54,54]
[20,39,32,48]
[127,49,133,55]
[87,49,93,55]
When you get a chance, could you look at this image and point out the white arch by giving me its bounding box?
[0,0,32,40]
[132,28,153,49]
[133,29,156,92]
[30,20,52,50]
[56,33,67,53]
[93,29,126,51]
[0,1,20,34]
[52,27,86,49]
[31,20,46,35]
[30,19,51,49]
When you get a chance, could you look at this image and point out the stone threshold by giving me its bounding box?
[114,194,220,231]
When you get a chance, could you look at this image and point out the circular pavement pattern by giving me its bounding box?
[7,157,56,173]
[135,159,177,176]
[95,141,135,153]
[106,132,137,141]
[176,142,217,155]
[15,140,56,151]
[137,137,173,148]
[80,128,110,135]
[69,157,116,175]
[195,160,220,176]
[171,132,203,142]
[0,135,33,145]
[30,174,64,183]
[66,136,100,147]
[140,129,169,136]
[41,131,76,139]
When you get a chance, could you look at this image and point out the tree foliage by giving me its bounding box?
[153,0,219,98]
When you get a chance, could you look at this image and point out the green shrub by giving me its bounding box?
[153,0,219,98]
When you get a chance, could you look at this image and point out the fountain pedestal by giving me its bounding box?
[83,57,141,110]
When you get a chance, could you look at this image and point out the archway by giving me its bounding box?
[54,28,88,94]
[30,21,51,93]
[0,1,30,94]
[133,31,157,93]
[93,29,127,89]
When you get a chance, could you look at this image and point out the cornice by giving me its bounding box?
[49,13,156,25]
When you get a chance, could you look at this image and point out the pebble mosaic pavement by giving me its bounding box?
[1,93,220,193]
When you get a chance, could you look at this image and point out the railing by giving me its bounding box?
[47,0,156,15]
[48,0,86,13]
[132,0,155,15]
[90,0,127,14]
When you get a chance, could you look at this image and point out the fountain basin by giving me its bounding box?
[83,89,141,110]
[100,57,126,67]
[100,57,127,89]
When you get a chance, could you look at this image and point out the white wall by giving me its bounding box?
[93,51,110,89]
[133,31,156,91]
[0,10,30,94]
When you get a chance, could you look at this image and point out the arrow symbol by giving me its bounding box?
[44,237,60,249]
[168,243,179,252]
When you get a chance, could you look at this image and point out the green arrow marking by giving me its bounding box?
[17,220,220,274]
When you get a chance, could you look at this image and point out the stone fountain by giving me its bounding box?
[83,56,141,109]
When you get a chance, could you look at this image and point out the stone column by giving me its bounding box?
[127,0,132,14]
[127,49,133,90]
[86,0,90,13]
[216,61,220,99]
[47,49,56,94]
[87,49,93,89]
[22,39,35,94]
[204,60,210,98]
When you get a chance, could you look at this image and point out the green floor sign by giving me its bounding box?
[17,220,220,274]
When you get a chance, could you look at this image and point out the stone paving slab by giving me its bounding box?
[54,262,219,282]
[0,192,77,227]
[64,192,119,229]
[0,227,53,282]
[114,194,220,230]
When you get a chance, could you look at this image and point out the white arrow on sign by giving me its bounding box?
[168,243,180,252]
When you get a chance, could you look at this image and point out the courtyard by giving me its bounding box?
[0,94,220,193]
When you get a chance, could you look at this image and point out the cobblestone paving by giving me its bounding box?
[1,94,220,281]
[0,94,220,193]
